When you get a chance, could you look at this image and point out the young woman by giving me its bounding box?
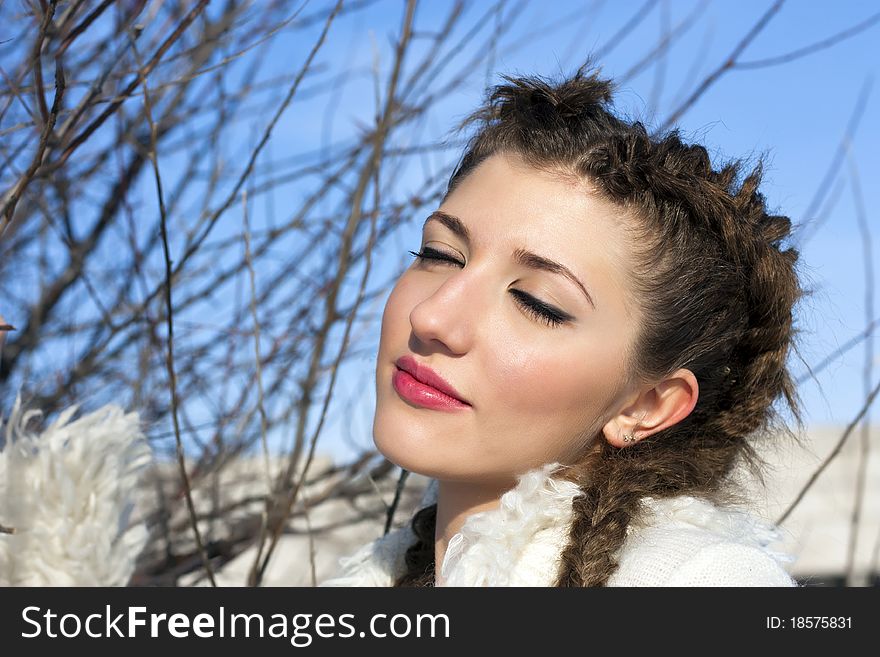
[320,66,804,587]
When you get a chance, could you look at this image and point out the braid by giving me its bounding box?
[555,444,641,587]
[393,503,436,587]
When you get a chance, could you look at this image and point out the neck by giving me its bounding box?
[434,476,516,586]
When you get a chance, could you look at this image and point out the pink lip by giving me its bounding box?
[393,355,471,410]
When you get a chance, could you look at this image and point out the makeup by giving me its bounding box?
[392,356,471,411]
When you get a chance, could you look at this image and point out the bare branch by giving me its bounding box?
[661,0,785,130]
[0,52,64,235]
[793,76,873,248]
[735,10,880,69]
[134,28,217,587]
[844,142,872,586]
[776,373,880,525]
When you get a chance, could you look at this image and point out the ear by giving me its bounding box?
[601,368,699,448]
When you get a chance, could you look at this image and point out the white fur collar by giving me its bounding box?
[322,461,797,587]
[432,463,581,586]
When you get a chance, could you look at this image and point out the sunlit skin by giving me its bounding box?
[373,151,699,585]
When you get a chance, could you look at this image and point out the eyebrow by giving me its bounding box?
[423,210,596,309]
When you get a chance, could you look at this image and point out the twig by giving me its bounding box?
[32,1,58,126]
[594,0,659,61]
[0,52,65,236]
[776,373,880,525]
[134,33,217,588]
[58,0,115,55]
[796,315,880,385]
[648,0,671,113]
[870,523,880,583]
[619,0,707,86]
[793,76,873,248]
[241,188,271,487]
[241,187,274,584]
[301,485,318,587]
[735,10,880,69]
[483,0,504,88]
[844,142,872,586]
[661,0,785,130]
[385,468,410,535]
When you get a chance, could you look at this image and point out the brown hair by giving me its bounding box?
[394,65,807,587]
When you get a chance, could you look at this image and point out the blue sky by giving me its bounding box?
[288,0,880,462]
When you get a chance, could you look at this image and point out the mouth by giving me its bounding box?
[393,355,471,407]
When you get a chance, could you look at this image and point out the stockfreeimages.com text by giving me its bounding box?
[22,605,451,646]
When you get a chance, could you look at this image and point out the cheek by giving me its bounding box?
[492,340,621,418]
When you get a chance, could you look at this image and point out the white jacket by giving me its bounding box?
[320,462,798,587]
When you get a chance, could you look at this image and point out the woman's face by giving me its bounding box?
[373,151,641,488]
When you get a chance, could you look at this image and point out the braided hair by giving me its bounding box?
[395,65,806,587]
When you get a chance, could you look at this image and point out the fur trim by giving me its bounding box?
[440,463,581,586]
[635,494,796,565]
[0,396,152,586]
[319,522,417,587]
[322,461,798,587]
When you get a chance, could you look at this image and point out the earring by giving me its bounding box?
[622,432,636,444]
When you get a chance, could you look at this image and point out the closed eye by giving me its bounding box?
[408,247,462,267]
[407,247,571,328]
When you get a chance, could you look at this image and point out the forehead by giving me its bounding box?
[435,152,638,319]
[440,153,624,244]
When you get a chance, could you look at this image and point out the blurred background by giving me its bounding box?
[0,0,878,586]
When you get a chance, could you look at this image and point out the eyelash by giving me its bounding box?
[407,247,567,328]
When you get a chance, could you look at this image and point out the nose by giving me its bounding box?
[408,270,479,355]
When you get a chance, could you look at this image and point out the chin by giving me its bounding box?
[373,432,501,484]
[371,394,483,481]
[372,425,440,478]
